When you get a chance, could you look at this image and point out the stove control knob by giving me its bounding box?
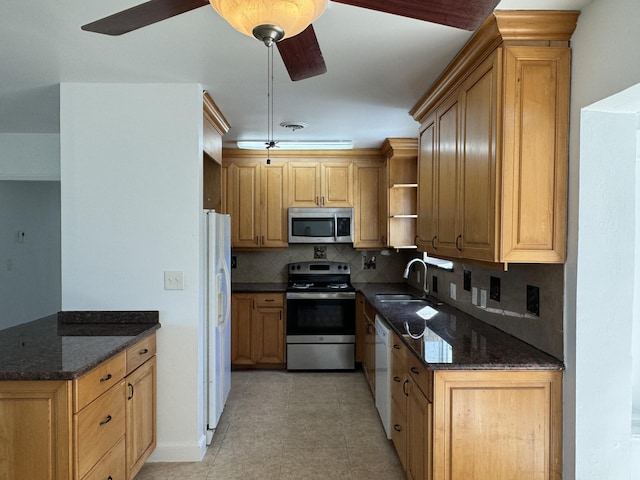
[296,265,301,270]
[337,265,342,270]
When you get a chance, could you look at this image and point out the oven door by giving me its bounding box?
[286,292,356,341]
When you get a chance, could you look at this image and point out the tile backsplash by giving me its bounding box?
[231,244,413,284]
[406,260,565,360]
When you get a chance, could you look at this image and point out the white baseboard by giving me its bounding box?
[147,435,208,463]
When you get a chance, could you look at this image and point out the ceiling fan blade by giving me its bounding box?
[332,0,500,31]
[277,25,327,82]
[82,0,209,36]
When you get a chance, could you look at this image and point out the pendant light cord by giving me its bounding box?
[266,44,275,159]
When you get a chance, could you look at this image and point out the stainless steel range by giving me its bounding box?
[286,261,356,370]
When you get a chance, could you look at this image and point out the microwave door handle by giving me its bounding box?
[334,214,338,241]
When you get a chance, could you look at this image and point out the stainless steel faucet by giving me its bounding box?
[403,258,428,298]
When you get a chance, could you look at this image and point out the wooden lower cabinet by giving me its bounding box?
[0,334,157,480]
[125,355,157,480]
[389,343,562,480]
[231,293,285,368]
[0,380,71,479]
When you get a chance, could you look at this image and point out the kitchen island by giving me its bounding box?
[0,311,160,480]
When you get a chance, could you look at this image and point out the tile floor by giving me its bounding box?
[136,370,405,479]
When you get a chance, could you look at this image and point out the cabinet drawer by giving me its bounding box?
[126,334,156,374]
[75,380,126,479]
[81,436,125,480]
[407,354,433,402]
[74,352,126,412]
[255,293,284,308]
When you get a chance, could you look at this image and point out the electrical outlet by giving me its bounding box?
[480,289,487,308]
[450,282,457,300]
[527,285,540,316]
[432,275,438,294]
[471,287,478,305]
[490,276,501,302]
[164,271,184,290]
[463,270,471,291]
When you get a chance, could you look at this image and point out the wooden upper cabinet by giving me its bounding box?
[202,93,230,212]
[353,161,386,249]
[410,11,578,268]
[227,160,288,249]
[417,116,436,253]
[289,161,353,207]
[288,162,320,207]
[382,138,419,250]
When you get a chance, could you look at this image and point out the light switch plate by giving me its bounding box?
[450,282,457,300]
[472,287,478,305]
[164,271,184,290]
[480,289,487,308]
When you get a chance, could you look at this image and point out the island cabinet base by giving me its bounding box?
[0,333,156,480]
[0,381,72,480]
[432,370,563,480]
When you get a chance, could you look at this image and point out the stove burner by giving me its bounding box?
[291,282,314,289]
[327,283,349,289]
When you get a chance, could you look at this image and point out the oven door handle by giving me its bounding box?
[286,292,356,300]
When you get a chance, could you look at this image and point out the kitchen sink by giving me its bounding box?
[375,293,426,303]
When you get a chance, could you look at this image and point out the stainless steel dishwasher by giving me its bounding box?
[374,314,392,439]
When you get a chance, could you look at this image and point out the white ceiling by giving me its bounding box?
[1,0,591,148]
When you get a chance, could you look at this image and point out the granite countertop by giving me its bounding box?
[232,282,287,293]
[356,283,563,371]
[0,311,160,381]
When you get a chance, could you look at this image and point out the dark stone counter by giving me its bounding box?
[0,311,160,381]
[355,283,563,370]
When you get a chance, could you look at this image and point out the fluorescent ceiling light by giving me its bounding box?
[236,140,353,150]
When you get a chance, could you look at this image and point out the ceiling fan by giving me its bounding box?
[81,0,500,82]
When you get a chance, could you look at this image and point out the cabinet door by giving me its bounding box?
[433,370,562,480]
[417,114,437,253]
[353,162,386,248]
[261,163,289,247]
[231,294,256,366]
[253,306,285,365]
[459,51,499,262]
[230,163,261,247]
[434,92,462,258]
[501,46,570,263]
[321,162,353,207]
[407,378,433,480]
[288,162,321,206]
[0,381,71,480]
[126,356,156,480]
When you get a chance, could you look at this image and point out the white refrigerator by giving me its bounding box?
[204,210,232,445]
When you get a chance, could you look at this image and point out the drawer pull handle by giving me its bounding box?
[394,424,402,432]
[393,344,400,350]
[403,379,409,396]
[108,477,113,480]
[128,383,134,400]
[99,373,112,383]
[393,376,402,383]
[99,415,112,426]
[139,348,149,355]
[264,299,275,302]
[410,367,420,375]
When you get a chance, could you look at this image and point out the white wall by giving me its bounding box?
[60,83,207,461]
[566,0,640,477]
[0,133,60,180]
[0,181,61,329]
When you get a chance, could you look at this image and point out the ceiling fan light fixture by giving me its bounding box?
[209,0,328,42]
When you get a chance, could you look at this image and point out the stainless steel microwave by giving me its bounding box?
[288,207,354,244]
